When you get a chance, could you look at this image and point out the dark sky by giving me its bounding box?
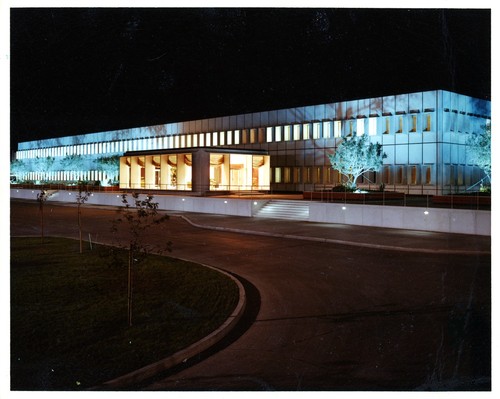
[10,8,491,149]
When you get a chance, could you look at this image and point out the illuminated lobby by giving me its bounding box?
[119,148,270,194]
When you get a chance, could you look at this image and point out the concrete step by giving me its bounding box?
[254,200,309,221]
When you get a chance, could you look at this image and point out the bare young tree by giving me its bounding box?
[328,134,386,190]
[36,190,52,243]
[111,193,171,327]
[76,182,91,254]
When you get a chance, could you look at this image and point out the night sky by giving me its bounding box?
[10,8,491,150]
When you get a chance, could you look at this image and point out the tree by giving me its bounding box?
[36,190,52,244]
[111,193,171,327]
[328,134,387,190]
[76,182,91,254]
[466,124,491,184]
[10,159,27,180]
[94,155,120,184]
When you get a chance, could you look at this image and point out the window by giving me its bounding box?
[410,115,417,132]
[258,128,265,143]
[450,113,456,132]
[293,124,301,141]
[457,165,464,185]
[242,129,248,144]
[234,130,240,145]
[448,165,455,185]
[274,167,282,183]
[174,136,180,148]
[313,122,321,139]
[227,131,233,145]
[314,167,322,183]
[294,167,301,183]
[284,125,291,141]
[324,167,332,184]
[348,121,354,136]
[186,134,192,147]
[205,132,211,146]
[275,126,282,142]
[250,129,257,143]
[356,119,365,136]
[180,135,186,148]
[266,127,274,142]
[397,116,403,133]
[193,134,198,147]
[383,166,391,184]
[424,114,432,132]
[410,165,417,185]
[396,166,404,184]
[321,121,330,138]
[199,133,205,147]
[369,118,377,136]
[212,132,218,146]
[284,167,291,183]
[219,131,225,146]
[304,167,312,183]
[384,118,390,134]
[303,124,311,140]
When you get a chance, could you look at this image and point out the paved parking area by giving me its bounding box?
[10,200,491,390]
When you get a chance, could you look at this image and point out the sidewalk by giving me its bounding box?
[173,212,491,255]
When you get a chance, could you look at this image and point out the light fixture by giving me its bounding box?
[224,200,227,204]
[254,201,258,205]
[342,206,346,210]
[424,210,429,215]
[182,198,185,201]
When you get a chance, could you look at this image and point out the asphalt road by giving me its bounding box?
[10,200,491,391]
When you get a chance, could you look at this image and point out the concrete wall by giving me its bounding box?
[10,189,266,217]
[309,202,490,236]
[11,189,490,235]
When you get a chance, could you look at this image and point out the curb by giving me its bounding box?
[178,215,491,255]
[90,266,246,390]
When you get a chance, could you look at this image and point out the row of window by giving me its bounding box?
[272,164,481,186]
[20,170,112,183]
[17,113,488,161]
[272,165,433,185]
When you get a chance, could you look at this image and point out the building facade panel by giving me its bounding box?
[12,90,490,195]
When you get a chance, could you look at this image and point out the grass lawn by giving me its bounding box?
[11,237,239,390]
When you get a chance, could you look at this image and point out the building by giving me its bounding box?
[12,89,491,195]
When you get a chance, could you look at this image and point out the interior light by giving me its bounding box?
[182,198,185,201]
[224,200,227,204]
[342,206,346,210]
[424,210,429,215]
[254,202,258,205]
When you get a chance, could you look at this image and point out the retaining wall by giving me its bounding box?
[309,202,490,236]
[10,188,267,217]
[11,189,490,236]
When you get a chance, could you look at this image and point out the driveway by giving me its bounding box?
[10,200,491,390]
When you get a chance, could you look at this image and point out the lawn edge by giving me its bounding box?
[89,265,246,390]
